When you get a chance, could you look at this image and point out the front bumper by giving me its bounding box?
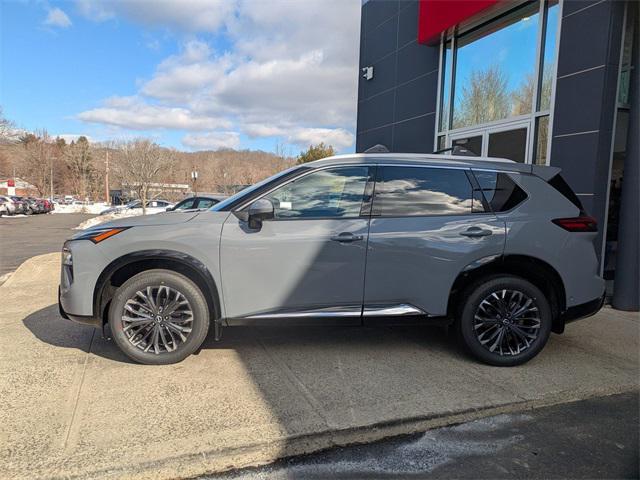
[58,286,101,327]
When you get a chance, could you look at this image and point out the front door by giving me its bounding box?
[364,165,506,317]
[220,165,373,319]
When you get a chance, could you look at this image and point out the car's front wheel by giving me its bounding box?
[457,275,552,366]
[109,269,210,365]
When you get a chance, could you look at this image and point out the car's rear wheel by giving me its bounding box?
[109,269,210,365]
[457,275,552,366]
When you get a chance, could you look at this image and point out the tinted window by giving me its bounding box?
[472,171,527,212]
[374,167,476,216]
[548,174,584,212]
[175,198,196,210]
[264,166,370,219]
[196,198,217,209]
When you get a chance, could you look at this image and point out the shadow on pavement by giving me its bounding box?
[23,302,463,365]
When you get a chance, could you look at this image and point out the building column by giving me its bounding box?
[613,8,639,312]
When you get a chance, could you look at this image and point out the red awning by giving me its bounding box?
[418,0,501,44]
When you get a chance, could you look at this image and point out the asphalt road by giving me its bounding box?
[0,213,94,275]
[208,392,640,480]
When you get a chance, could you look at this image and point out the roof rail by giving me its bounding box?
[364,144,390,153]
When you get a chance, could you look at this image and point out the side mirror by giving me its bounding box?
[242,198,274,229]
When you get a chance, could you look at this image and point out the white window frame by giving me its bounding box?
[433,0,563,166]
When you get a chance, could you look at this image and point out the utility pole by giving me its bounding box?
[191,170,198,196]
[50,155,54,201]
[105,150,110,204]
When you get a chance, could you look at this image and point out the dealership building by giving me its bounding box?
[356,0,638,309]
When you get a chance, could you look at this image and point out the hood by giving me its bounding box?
[86,211,200,231]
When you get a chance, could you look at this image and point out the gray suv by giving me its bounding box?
[59,154,605,366]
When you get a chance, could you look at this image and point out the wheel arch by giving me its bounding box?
[93,250,221,327]
[448,254,567,333]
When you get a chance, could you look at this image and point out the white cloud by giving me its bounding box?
[76,0,235,32]
[76,0,361,151]
[287,128,354,151]
[44,7,72,28]
[182,131,241,151]
[78,96,231,131]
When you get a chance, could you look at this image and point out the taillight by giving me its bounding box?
[552,216,598,232]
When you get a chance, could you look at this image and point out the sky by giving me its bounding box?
[0,0,361,154]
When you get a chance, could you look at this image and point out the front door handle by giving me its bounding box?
[460,227,493,238]
[331,232,364,243]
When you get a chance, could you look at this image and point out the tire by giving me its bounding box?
[457,275,552,366]
[109,269,210,365]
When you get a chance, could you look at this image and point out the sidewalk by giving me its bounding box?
[1,253,638,480]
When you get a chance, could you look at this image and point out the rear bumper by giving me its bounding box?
[561,294,605,324]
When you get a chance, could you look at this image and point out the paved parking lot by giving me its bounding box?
[0,252,638,480]
[0,213,94,275]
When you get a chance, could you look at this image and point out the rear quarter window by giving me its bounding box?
[548,174,584,212]
[472,170,528,212]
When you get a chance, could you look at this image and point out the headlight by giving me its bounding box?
[61,247,73,266]
[74,227,129,244]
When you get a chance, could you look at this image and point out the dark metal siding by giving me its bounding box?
[356,0,439,153]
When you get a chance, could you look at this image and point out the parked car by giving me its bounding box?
[99,199,174,215]
[166,194,226,212]
[59,153,605,366]
[24,197,44,214]
[10,196,29,215]
[0,195,16,215]
[0,198,8,217]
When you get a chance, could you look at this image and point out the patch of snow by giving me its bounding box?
[53,203,110,214]
[75,207,167,230]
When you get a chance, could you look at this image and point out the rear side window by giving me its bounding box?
[472,170,528,212]
[373,166,478,216]
[548,174,584,212]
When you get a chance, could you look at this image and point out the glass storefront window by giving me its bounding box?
[451,3,541,129]
[439,41,453,131]
[533,115,549,165]
[618,1,636,106]
[539,0,559,111]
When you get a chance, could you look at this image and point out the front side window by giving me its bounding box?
[263,166,370,219]
[373,167,478,217]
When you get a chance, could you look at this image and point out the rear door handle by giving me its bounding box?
[330,232,364,243]
[460,227,493,238]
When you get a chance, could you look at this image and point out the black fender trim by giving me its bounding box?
[92,249,221,325]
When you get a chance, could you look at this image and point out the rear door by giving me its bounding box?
[363,165,506,317]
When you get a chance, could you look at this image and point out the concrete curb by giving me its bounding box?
[0,271,12,287]
[66,385,639,480]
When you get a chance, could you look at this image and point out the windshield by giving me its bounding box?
[211,165,303,211]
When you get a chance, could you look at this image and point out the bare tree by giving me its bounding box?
[455,65,511,129]
[0,107,16,141]
[20,130,53,196]
[114,140,175,214]
[65,136,95,200]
